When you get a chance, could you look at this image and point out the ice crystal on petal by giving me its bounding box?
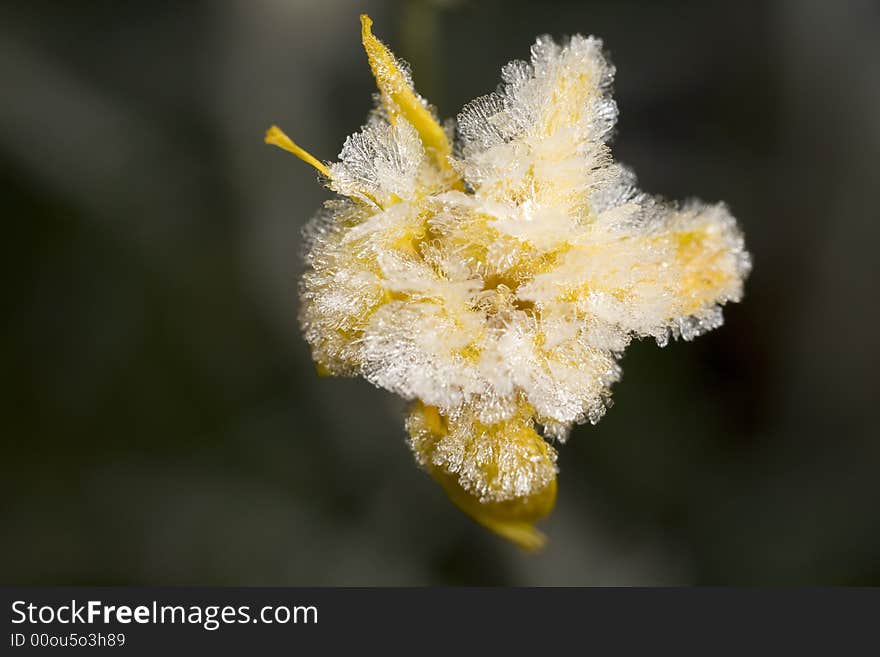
[268,16,750,549]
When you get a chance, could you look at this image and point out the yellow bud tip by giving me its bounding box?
[433,468,556,552]
[358,14,456,176]
[360,13,373,38]
[487,522,547,552]
[264,125,330,178]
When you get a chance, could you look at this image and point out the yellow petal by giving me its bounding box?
[264,125,330,178]
[432,467,556,551]
[671,211,744,314]
[360,14,453,173]
[411,403,557,551]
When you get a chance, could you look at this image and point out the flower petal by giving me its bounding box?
[360,14,454,175]
[407,402,557,550]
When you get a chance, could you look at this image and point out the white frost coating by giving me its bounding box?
[328,117,445,206]
[297,33,750,502]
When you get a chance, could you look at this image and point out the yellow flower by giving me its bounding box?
[267,15,750,549]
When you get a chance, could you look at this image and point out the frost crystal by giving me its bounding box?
[268,15,750,549]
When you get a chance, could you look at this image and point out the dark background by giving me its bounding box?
[3,0,878,585]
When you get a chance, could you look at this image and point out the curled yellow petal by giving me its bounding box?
[433,468,556,551]
[409,403,557,551]
[360,14,453,173]
[264,125,330,178]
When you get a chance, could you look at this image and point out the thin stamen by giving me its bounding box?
[265,125,330,178]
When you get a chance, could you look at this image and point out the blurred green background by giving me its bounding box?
[3,0,879,585]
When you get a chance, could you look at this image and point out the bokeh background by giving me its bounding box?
[3,0,879,585]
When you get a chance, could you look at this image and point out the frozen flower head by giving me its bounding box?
[267,15,750,549]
